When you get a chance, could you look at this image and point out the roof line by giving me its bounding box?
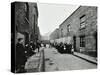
[59,6,81,28]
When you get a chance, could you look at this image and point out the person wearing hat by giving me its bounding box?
[15,38,27,73]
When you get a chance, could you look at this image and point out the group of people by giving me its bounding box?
[15,38,41,73]
[51,42,74,54]
[15,38,74,72]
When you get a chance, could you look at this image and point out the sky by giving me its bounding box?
[37,3,79,36]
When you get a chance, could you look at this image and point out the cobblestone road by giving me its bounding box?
[44,47,97,72]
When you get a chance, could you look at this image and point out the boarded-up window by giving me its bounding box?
[80,15,86,29]
[67,24,71,32]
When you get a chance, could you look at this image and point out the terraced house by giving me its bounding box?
[12,2,40,45]
[58,6,97,57]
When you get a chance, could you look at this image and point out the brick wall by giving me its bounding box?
[15,2,40,44]
[50,28,60,40]
[58,6,97,52]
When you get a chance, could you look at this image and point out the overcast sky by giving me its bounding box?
[37,3,79,36]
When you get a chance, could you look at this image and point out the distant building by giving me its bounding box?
[50,28,60,40]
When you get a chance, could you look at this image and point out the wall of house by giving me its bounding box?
[58,6,97,52]
[15,2,40,45]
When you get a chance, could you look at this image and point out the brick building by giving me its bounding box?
[50,28,60,40]
[51,6,97,57]
[14,2,40,45]
[28,3,40,42]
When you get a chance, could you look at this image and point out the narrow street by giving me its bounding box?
[44,47,97,72]
[11,2,98,73]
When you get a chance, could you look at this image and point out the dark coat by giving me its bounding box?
[16,43,27,67]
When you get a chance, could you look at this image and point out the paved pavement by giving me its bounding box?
[25,47,45,72]
[25,52,40,72]
[44,47,97,72]
[73,52,97,64]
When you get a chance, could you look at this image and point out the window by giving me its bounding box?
[61,28,63,37]
[80,15,86,29]
[24,4,27,12]
[67,24,71,32]
[80,35,85,47]
[34,15,35,32]
[25,3,29,19]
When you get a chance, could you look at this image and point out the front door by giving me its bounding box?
[73,36,76,51]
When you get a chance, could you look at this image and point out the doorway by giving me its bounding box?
[73,36,76,51]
